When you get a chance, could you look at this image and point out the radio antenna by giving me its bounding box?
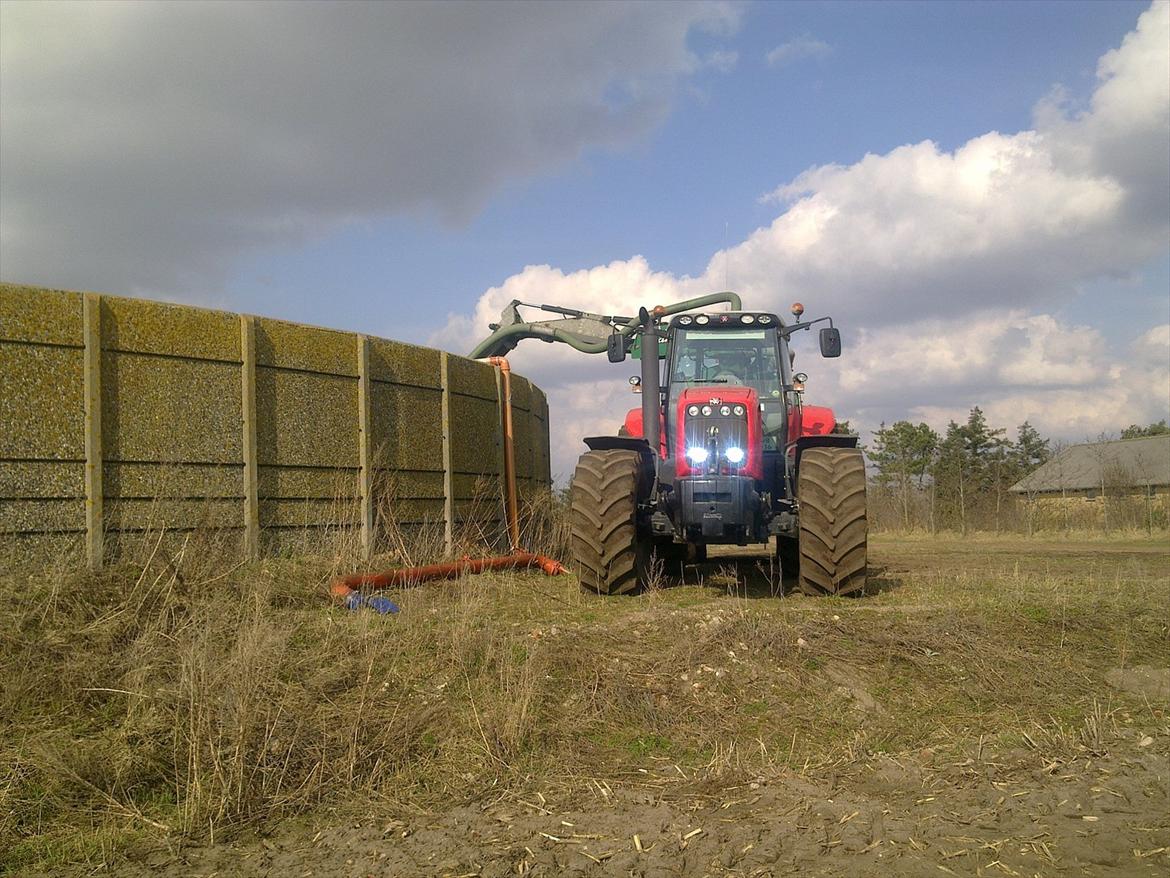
[723,220,729,290]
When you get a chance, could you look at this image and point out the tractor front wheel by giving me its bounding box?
[569,449,649,595]
[797,447,867,596]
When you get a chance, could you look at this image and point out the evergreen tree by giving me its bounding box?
[960,407,1007,470]
[932,421,969,533]
[870,421,939,529]
[1014,421,1051,470]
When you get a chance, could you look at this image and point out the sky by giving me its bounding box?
[2,0,1168,481]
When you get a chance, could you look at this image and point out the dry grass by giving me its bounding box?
[1,527,1167,874]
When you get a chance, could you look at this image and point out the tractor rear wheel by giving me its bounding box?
[569,449,649,595]
[796,447,867,597]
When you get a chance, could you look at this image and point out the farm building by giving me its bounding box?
[1010,434,1170,531]
[1010,435,1170,497]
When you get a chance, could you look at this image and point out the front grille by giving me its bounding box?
[683,412,748,475]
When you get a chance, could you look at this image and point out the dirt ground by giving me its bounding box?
[127,743,1167,877]
[10,536,1168,877]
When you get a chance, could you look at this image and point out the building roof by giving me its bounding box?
[1010,434,1170,494]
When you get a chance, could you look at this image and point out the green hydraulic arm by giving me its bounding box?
[468,291,743,359]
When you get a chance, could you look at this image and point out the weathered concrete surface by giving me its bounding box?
[0,284,551,565]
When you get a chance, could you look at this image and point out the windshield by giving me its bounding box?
[667,326,787,449]
[670,327,782,396]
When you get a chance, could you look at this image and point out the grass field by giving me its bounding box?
[2,534,1167,876]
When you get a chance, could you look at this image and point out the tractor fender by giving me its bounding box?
[621,407,668,457]
[582,436,657,499]
[792,433,859,471]
[794,433,859,456]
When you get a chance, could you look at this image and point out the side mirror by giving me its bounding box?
[607,333,627,363]
[819,327,841,358]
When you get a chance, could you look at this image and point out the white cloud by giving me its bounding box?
[765,35,832,67]
[0,0,738,295]
[816,312,1167,439]
[439,1,1170,478]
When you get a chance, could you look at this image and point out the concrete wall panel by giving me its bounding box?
[0,285,83,346]
[0,343,85,460]
[257,465,358,500]
[101,296,239,361]
[0,461,85,499]
[103,353,242,464]
[452,472,505,503]
[105,462,242,499]
[255,319,357,376]
[1,498,85,533]
[447,354,498,401]
[255,368,358,468]
[105,498,241,531]
[370,382,444,472]
[260,497,360,528]
[369,338,441,389]
[509,374,534,413]
[449,394,502,478]
[373,497,446,524]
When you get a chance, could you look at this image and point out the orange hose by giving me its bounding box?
[331,356,567,605]
[330,552,566,600]
[486,356,521,551]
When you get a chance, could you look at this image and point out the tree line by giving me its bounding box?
[862,411,1168,534]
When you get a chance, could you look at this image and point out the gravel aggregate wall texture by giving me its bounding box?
[0,284,551,569]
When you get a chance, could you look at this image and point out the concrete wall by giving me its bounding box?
[0,284,551,567]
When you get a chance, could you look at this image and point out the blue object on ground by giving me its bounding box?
[345,592,399,614]
[365,595,400,614]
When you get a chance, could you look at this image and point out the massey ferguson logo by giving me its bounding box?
[709,397,721,405]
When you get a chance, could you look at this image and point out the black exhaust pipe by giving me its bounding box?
[639,307,660,455]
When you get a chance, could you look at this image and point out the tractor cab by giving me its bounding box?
[624,311,814,468]
[663,312,789,457]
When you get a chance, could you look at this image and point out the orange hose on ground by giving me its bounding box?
[331,356,567,605]
[329,552,566,600]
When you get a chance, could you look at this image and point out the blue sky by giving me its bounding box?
[226,0,1154,342]
[3,0,1167,478]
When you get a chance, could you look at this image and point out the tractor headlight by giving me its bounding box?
[687,405,699,417]
[720,405,731,417]
[733,404,745,417]
[725,446,745,464]
[686,446,709,464]
[701,405,713,416]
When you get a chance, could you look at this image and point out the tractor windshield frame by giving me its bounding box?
[664,320,795,453]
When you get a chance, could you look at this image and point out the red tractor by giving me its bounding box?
[471,292,866,596]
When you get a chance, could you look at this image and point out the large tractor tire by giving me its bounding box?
[796,446,867,597]
[569,449,649,595]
